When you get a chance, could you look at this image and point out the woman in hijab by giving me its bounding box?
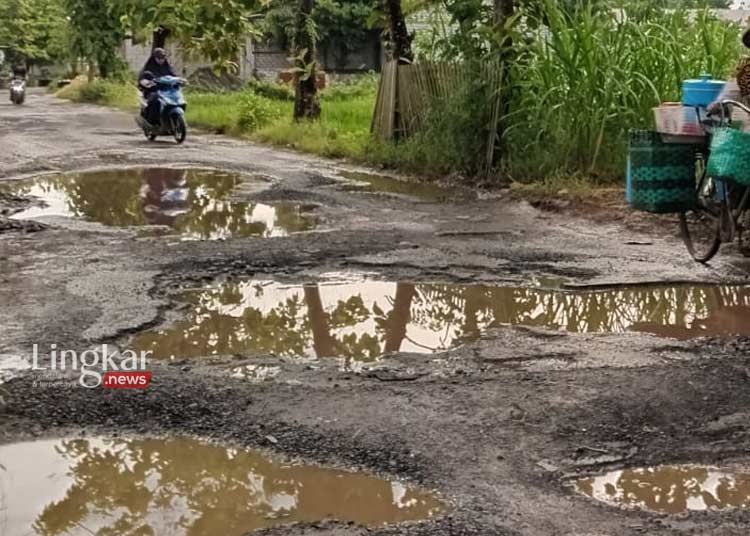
[139,48,177,124]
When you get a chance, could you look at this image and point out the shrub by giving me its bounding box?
[321,73,379,101]
[237,91,281,132]
[78,81,109,102]
[246,78,295,100]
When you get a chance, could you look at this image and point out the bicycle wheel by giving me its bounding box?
[679,154,721,263]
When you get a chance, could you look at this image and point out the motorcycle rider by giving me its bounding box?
[11,63,27,80]
[9,64,27,103]
[138,48,176,125]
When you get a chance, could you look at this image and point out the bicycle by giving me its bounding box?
[680,99,750,263]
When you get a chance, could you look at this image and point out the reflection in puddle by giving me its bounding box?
[131,278,750,361]
[338,171,464,202]
[0,436,444,535]
[576,465,750,514]
[2,168,315,239]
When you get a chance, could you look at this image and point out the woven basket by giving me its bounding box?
[628,130,699,213]
[706,127,750,186]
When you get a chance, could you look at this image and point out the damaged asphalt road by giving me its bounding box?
[2,90,750,536]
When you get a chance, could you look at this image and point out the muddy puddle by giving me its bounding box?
[2,168,315,239]
[338,171,466,202]
[131,277,750,361]
[0,436,444,535]
[575,465,750,514]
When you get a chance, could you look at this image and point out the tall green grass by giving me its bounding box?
[504,1,742,180]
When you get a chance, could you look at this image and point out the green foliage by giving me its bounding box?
[405,67,500,176]
[255,93,373,157]
[57,76,139,106]
[505,0,742,179]
[262,0,375,61]
[0,0,70,65]
[404,0,744,179]
[65,0,127,77]
[113,0,261,69]
[237,91,281,131]
[246,78,295,100]
[320,73,378,100]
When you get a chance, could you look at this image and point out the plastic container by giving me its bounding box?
[653,104,706,137]
[628,130,698,213]
[682,74,725,108]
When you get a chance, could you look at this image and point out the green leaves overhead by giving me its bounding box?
[262,0,375,57]
[0,0,70,65]
[64,0,127,76]
[114,0,262,68]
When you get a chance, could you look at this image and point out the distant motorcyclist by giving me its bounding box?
[138,48,176,124]
[11,64,27,80]
[9,64,27,104]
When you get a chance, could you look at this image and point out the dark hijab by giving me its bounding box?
[139,49,176,81]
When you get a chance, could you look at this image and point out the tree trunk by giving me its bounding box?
[303,285,336,357]
[152,27,170,50]
[383,0,413,64]
[293,0,321,121]
[383,283,415,353]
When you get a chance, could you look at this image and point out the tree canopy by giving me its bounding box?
[262,0,375,60]
[114,0,261,68]
[0,0,70,66]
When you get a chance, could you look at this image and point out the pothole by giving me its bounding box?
[337,171,468,202]
[1,168,316,239]
[130,275,750,361]
[575,465,750,514]
[0,436,445,534]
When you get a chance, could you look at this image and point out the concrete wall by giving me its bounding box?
[120,38,254,79]
[254,33,383,79]
[252,45,290,78]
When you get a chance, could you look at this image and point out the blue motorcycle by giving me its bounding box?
[137,75,188,144]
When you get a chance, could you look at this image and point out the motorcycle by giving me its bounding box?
[9,79,25,105]
[136,75,188,144]
[140,169,189,227]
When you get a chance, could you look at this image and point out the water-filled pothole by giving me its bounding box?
[337,171,466,202]
[2,168,316,239]
[131,276,750,361]
[575,465,750,514]
[0,436,444,535]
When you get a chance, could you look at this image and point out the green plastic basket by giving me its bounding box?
[706,127,750,186]
[628,130,699,213]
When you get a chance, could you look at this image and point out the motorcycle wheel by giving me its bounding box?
[172,114,186,144]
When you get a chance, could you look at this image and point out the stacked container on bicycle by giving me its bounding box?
[627,28,750,263]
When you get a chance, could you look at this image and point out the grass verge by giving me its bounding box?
[53,75,619,198]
